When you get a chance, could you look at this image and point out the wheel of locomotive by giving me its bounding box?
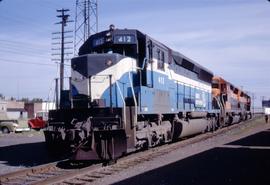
[215,116,220,130]
[218,117,221,128]
[229,116,233,125]
[226,115,233,125]
[238,113,242,122]
[171,119,183,142]
[239,113,243,123]
[142,138,149,150]
[211,116,219,132]
[244,113,248,121]
[205,119,212,133]
[206,117,216,132]
[219,115,226,128]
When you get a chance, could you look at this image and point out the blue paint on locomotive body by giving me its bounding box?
[75,68,212,115]
[71,28,214,115]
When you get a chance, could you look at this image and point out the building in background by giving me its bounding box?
[0,100,7,112]
[262,100,270,115]
[0,99,55,119]
[6,100,27,119]
[25,102,55,118]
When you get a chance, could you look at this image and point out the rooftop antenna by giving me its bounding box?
[74,0,98,55]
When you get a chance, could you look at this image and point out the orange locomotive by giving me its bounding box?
[212,76,251,127]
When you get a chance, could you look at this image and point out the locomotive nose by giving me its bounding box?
[71,53,124,77]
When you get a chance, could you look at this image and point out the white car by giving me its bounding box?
[0,120,19,133]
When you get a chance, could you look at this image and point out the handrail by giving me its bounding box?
[129,69,138,127]
[115,80,126,129]
[141,58,148,70]
[127,58,149,127]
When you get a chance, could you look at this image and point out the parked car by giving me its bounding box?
[28,111,48,130]
[0,120,18,133]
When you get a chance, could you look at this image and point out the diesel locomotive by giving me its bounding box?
[212,76,251,126]
[44,25,251,160]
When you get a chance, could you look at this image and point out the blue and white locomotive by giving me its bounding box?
[44,25,215,160]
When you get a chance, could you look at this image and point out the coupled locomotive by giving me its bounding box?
[44,26,251,160]
[212,76,251,126]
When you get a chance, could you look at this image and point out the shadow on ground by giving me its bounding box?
[113,131,270,185]
[227,130,270,146]
[0,142,67,167]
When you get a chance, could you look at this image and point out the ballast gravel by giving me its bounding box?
[92,117,268,185]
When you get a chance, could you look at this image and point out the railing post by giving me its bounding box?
[88,75,92,108]
[109,75,113,111]
[69,77,73,109]
[55,78,59,110]
[177,82,179,109]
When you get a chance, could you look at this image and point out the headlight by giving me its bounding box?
[13,123,18,128]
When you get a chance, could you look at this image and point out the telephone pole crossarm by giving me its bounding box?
[53,8,73,106]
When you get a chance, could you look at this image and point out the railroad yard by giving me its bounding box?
[1,1,270,185]
[0,115,269,185]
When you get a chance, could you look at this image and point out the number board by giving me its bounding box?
[114,35,136,44]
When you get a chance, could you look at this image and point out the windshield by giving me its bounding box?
[91,44,137,59]
[212,83,219,88]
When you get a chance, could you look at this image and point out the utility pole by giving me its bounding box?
[52,9,73,103]
[252,93,255,114]
[56,9,72,92]
[74,0,98,55]
[52,9,73,108]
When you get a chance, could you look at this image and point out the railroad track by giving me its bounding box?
[0,159,101,185]
[0,116,263,185]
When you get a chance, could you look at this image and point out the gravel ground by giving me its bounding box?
[92,117,269,185]
[0,130,56,175]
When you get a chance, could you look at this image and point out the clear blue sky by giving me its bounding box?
[0,0,269,107]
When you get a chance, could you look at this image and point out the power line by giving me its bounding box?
[0,58,55,67]
[0,48,49,58]
[0,57,71,67]
[0,13,53,33]
[0,44,49,55]
[0,40,50,59]
[0,39,49,51]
